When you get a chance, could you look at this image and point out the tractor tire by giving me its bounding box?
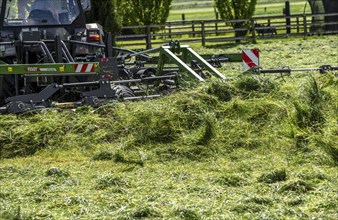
[0,74,17,106]
[113,85,135,99]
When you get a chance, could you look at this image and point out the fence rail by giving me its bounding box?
[116,13,338,49]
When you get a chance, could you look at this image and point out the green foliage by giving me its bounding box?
[122,0,173,26]
[85,0,122,39]
[214,0,257,28]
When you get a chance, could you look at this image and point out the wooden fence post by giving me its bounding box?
[192,22,195,37]
[285,0,291,34]
[201,21,205,47]
[168,23,172,38]
[303,15,308,36]
[215,13,219,36]
[182,14,185,24]
[146,25,152,49]
[251,19,257,44]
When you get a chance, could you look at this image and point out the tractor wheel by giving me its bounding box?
[113,85,135,99]
[0,74,17,106]
[0,58,20,106]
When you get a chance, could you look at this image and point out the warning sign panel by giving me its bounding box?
[242,49,259,69]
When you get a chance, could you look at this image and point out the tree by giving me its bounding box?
[121,0,172,48]
[85,0,122,40]
[308,0,338,31]
[121,0,172,26]
[214,0,257,38]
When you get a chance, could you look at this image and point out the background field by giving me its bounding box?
[169,0,311,21]
[1,35,337,219]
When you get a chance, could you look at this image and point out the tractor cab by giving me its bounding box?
[0,0,104,64]
[1,0,91,34]
[1,0,91,24]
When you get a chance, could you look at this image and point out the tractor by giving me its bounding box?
[0,0,227,113]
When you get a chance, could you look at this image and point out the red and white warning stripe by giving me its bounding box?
[74,63,95,72]
[242,49,259,69]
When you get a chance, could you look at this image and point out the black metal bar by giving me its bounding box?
[0,106,7,114]
[23,41,55,60]
[6,83,60,103]
[61,41,74,62]
[65,40,105,48]
[61,48,71,63]
[248,65,338,75]
[112,74,177,84]
[23,41,55,63]
[105,32,113,58]
[15,75,19,96]
[55,36,63,63]
[60,75,177,90]
[0,41,14,46]
[260,69,291,74]
[81,80,115,98]
[62,81,100,88]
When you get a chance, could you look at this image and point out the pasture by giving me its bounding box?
[169,0,311,21]
[0,35,337,219]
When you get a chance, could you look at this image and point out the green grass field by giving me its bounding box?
[1,35,337,219]
[169,0,311,21]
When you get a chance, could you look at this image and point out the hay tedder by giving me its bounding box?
[0,0,229,114]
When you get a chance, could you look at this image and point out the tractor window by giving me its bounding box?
[4,0,80,26]
[80,0,91,12]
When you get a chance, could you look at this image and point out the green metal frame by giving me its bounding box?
[156,45,227,82]
[0,62,100,75]
[0,44,229,82]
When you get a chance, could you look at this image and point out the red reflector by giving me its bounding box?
[89,35,100,41]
